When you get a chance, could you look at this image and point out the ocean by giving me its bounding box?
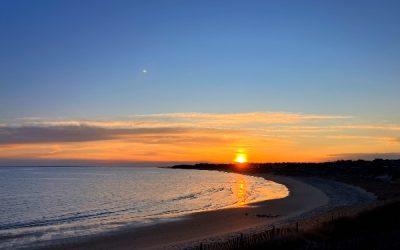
[0,166,288,248]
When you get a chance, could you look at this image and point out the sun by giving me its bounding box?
[234,153,248,164]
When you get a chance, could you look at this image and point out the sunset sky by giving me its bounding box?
[1,1,400,165]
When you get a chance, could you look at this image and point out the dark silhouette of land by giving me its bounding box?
[172,159,400,200]
[171,159,400,249]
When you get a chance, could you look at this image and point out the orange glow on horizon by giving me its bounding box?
[0,112,398,164]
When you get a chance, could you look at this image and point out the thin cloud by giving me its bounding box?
[329,152,400,161]
[333,125,400,131]
[325,135,397,141]
[18,112,352,126]
[130,112,351,125]
[0,125,241,145]
[0,126,191,144]
[15,112,350,128]
[0,112,396,146]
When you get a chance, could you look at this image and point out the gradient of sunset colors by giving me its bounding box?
[1,1,399,165]
[0,112,399,165]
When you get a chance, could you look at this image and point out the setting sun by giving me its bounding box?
[234,153,248,164]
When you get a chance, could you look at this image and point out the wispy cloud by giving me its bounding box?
[0,112,399,164]
[325,135,398,142]
[129,112,350,125]
[332,125,400,131]
[0,125,237,145]
[329,152,400,161]
[0,125,192,144]
[12,112,350,129]
[0,111,350,146]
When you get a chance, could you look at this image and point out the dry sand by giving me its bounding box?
[44,175,375,250]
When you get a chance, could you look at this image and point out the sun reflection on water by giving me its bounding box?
[233,176,248,206]
[230,174,289,207]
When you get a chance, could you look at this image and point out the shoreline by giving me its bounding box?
[41,173,375,250]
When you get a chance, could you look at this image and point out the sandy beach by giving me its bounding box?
[3,2,399,248]
[42,174,375,250]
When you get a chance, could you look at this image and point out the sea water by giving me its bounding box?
[0,167,288,248]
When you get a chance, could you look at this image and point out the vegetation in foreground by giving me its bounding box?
[248,200,400,250]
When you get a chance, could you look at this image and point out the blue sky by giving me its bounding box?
[1,0,400,119]
[1,1,400,164]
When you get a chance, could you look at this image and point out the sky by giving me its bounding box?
[1,0,399,165]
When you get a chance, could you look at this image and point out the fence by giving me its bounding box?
[177,201,384,250]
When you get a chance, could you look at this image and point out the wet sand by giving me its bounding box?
[44,175,374,249]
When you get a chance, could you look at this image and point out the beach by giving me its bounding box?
[3,1,399,249]
[43,173,375,249]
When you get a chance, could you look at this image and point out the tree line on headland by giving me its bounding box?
[172,159,400,184]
